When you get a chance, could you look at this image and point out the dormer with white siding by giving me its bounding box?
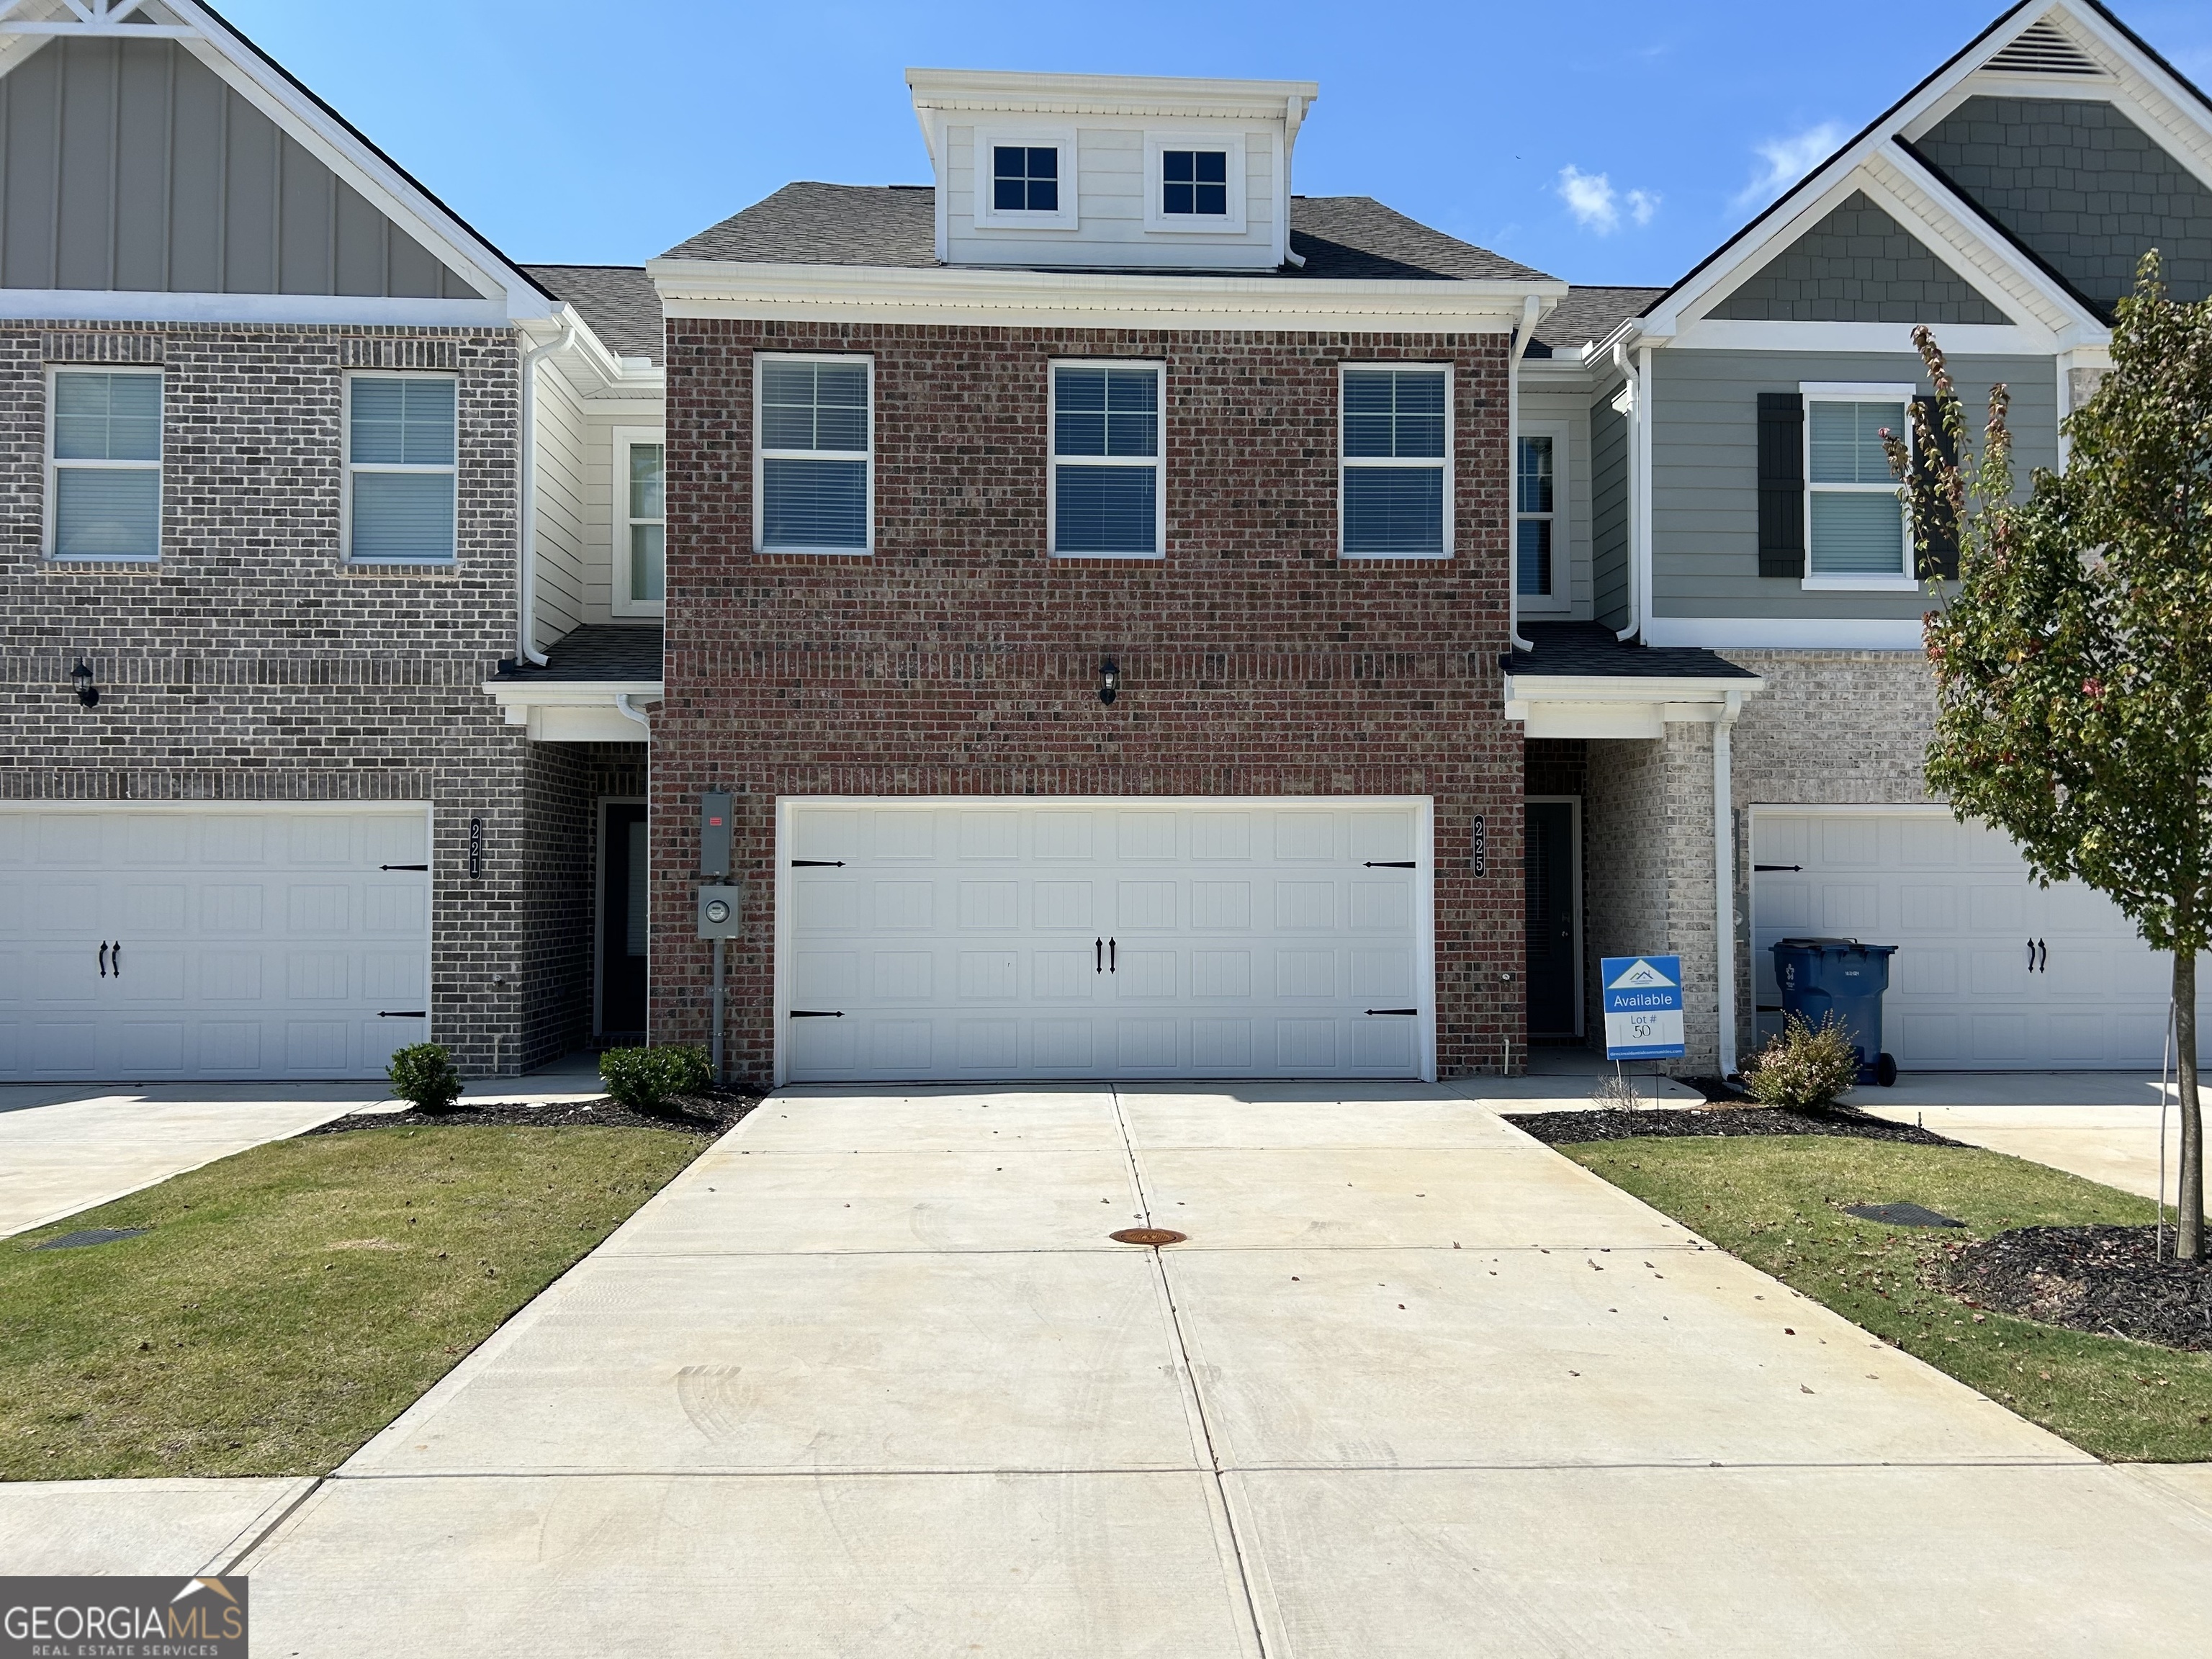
[906,68,1317,270]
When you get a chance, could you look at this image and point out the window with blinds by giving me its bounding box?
[49,369,162,561]
[1341,365,1450,559]
[346,374,457,562]
[1050,361,1163,557]
[757,356,871,554]
[1806,394,1910,580]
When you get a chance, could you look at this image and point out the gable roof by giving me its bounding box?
[1629,1,2212,341]
[662,182,1551,282]
[0,0,558,317]
[524,266,662,364]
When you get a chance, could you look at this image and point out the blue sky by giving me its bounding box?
[217,0,2212,286]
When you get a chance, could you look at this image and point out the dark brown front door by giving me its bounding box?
[599,803,648,1039]
[1526,801,1578,1037]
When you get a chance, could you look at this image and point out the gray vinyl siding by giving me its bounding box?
[1914,97,2212,307]
[1590,391,1629,629]
[1650,349,2057,620]
[0,35,476,298]
[1709,191,2009,324]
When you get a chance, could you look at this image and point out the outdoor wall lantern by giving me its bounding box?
[1099,657,1120,706]
[70,660,98,708]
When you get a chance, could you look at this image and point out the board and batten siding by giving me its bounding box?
[1589,391,1629,631]
[0,35,475,297]
[943,124,1278,269]
[1650,349,2056,621]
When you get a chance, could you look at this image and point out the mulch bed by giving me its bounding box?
[1504,1103,1966,1148]
[1947,1224,2212,1352]
[305,1092,760,1139]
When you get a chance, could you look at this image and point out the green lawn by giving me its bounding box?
[0,1125,703,1480]
[1558,1135,2212,1462]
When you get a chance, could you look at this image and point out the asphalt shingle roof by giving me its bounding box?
[1524,286,1668,358]
[495,624,665,683]
[1501,621,1758,680]
[660,182,1552,282]
[523,264,664,364]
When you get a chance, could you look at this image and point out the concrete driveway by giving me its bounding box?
[218,1080,2212,1657]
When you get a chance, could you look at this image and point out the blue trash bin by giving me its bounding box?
[1770,937,1899,1087]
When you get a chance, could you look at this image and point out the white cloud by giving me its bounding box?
[1557,166,1660,235]
[1736,122,1848,207]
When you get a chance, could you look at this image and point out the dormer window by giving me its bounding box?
[974,126,1079,229]
[993,145,1059,213]
[1161,150,1228,216]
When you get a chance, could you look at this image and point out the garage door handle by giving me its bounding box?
[98,941,109,978]
[1109,938,1116,972]
[377,1010,427,1018]
[1364,860,1416,869]
[109,941,120,978]
[790,1010,844,1018]
[1366,1007,1418,1017]
[1095,938,1102,974]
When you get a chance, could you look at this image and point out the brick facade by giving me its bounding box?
[655,320,1526,1087]
[0,320,580,1076]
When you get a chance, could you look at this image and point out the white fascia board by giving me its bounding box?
[649,259,1561,333]
[1503,671,1763,703]
[153,2,556,320]
[482,679,665,720]
[1671,319,2056,354]
[1641,616,1928,651]
[1640,4,2096,339]
[523,308,667,400]
[0,289,508,327]
[906,67,1318,122]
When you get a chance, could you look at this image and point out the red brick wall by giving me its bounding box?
[656,319,1525,1084]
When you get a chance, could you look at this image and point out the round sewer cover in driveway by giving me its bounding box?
[1110,1228,1188,1246]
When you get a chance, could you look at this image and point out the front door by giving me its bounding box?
[1525,800,1578,1037]
[599,803,648,1040]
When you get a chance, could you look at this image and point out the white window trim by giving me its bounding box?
[45,364,163,563]
[1800,379,1915,591]
[973,126,1080,230]
[611,424,666,617]
[1047,358,1166,560]
[343,369,460,565]
[1516,418,1569,613]
[1143,131,1249,234]
[753,351,874,557]
[1339,363,1455,562]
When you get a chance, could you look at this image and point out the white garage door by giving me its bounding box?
[0,804,431,1082]
[1751,809,2203,1069]
[780,798,1432,1084]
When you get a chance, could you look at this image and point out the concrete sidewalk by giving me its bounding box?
[222,1079,2212,1657]
[0,1055,610,1238]
[1856,1071,2190,1204]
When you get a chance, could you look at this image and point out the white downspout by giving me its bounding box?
[1714,690,1743,1076]
[516,313,579,667]
[615,693,652,732]
[1280,94,1307,267]
[1610,339,1640,642]
[1633,343,1655,644]
[1507,294,1539,653]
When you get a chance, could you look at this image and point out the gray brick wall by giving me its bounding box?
[1710,191,2010,324]
[0,320,577,1077]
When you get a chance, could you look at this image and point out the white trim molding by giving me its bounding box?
[1501,671,1761,740]
[973,125,1080,231]
[482,678,662,744]
[1640,616,1928,651]
[611,423,668,617]
[1143,130,1249,234]
[652,258,1560,334]
[0,289,509,328]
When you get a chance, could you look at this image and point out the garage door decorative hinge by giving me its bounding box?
[791,860,845,868]
[789,1009,845,1017]
[1365,1007,1419,1016]
[377,1010,427,1018]
[1753,863,1802,872]
[1364,860,1416,868]
[380,863,429,871]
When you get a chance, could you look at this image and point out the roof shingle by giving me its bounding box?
[523,264,665,364]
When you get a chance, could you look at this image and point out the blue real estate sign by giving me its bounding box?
[1601,956,1686,1061]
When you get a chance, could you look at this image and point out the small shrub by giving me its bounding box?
[386,1043,462,1112]
[1743,1013,1861,1111]
[1593,1069,1645,1111]
[599,1045,714,1112]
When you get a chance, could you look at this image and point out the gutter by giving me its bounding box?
[615,693,652,732]
[1506,294,1540,652]
[516,311,580,667]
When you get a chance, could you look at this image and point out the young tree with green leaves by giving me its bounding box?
[1893,253,2212,1259]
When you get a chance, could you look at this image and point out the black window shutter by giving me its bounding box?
[1756,392,1804,578]
[1912,393,1961,580]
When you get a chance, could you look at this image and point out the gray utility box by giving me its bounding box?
[696,884,745,939]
